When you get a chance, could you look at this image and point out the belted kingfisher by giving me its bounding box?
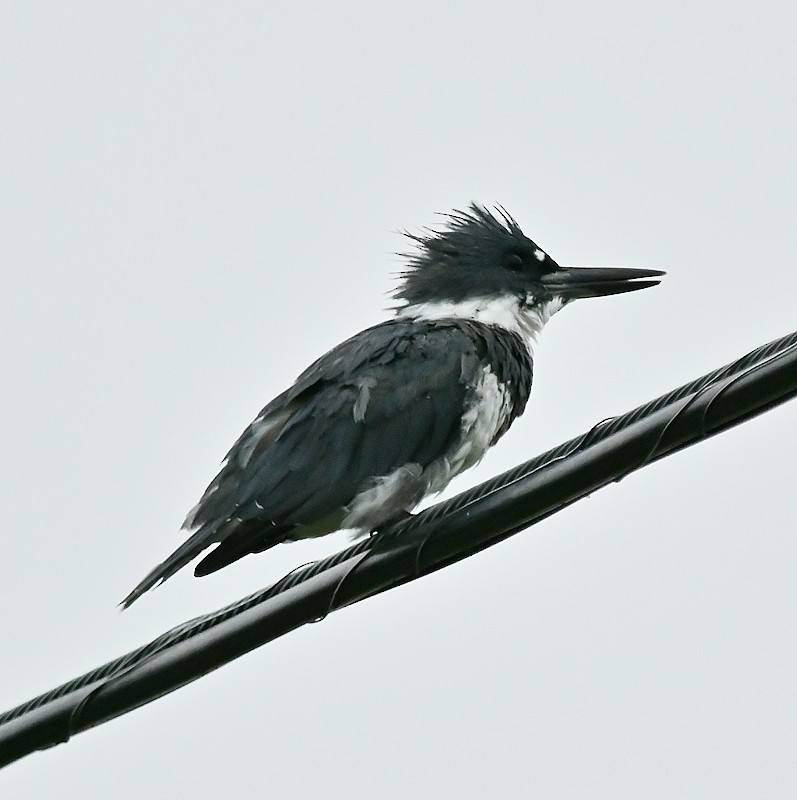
[122,204,662,607]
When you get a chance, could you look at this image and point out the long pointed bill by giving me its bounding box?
[541,266,665,299]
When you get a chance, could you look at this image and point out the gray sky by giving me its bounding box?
[2,2,796,797]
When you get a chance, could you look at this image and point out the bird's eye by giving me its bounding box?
[503,252,524,271]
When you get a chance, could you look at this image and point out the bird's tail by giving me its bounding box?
[120,519,288,609]
[192,519,285,577]
[120,524,222,609]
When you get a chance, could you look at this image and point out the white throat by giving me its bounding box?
[398,293,566,353]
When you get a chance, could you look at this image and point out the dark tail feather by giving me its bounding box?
[193,521,285,577]
[120,524,222,609]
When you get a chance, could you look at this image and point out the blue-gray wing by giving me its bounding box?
[196,320,480,531]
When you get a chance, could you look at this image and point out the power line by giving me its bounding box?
[1,329,796,768]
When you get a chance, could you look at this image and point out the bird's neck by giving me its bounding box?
[396,294,566,353]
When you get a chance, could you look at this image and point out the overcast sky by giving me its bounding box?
[2,2,796,798]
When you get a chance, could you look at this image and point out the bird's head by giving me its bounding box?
[394,204,663,339]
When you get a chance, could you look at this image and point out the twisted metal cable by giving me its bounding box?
[1,328,795,765]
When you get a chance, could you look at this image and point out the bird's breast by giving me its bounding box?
[423,366,513,495]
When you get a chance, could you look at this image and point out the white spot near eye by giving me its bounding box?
[534,248,546,262]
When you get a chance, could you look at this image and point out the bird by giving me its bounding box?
[122,204,663,607]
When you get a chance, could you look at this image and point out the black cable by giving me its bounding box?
[1,329,795,768]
